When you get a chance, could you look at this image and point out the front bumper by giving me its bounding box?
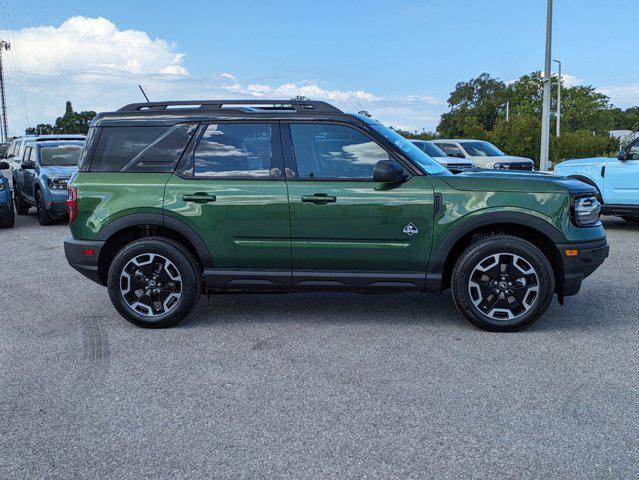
[43,190,69,218]
[64,236,105,285]
[556,238,609,297]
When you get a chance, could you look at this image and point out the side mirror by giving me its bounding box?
[373,160,405,183]
[0,161,8,170]
[21,159,35,169]
[617,150,628,161]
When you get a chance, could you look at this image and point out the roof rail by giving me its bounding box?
[118,100,342,113]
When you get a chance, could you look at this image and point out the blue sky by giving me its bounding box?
[1,0,638,136]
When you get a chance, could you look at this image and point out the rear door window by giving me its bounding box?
[183,123,282,178]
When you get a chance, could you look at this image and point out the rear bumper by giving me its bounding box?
[556,238,609,296]
[64,236,105,285]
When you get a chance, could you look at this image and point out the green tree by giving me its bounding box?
[25,101,96,135]
[25,123,54,135]
[357,110,372,117]
[488,116,541,167]
[437,73,509,136]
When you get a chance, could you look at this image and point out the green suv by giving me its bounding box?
[64,100,608,331]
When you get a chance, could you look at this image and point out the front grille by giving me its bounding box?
[495,163,534,171]
[446,163,473,171]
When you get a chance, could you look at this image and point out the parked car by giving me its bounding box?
[3,134,86,165]
[64,100,607,332]
[3,134,85,190]
[0,143,10,182]
[12,140,83,225]
[0,161,15,228]
[554,136,639,223]
[431,139,535,170]
[409,140,474,171]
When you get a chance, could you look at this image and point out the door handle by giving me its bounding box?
[301,193,337,204]
[182,192,217,204]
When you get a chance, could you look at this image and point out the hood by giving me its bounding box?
[40,165,77,179]
[441,170,597,194]
[555,157,610,168]
[469,155,534,167]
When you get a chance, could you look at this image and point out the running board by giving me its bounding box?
[203,269,425,292]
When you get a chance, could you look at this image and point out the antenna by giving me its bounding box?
[138,84,150,103]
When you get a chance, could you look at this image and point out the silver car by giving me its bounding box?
[431,139,534,170]
[409,140,474,171]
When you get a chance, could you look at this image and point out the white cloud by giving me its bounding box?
[597,84,639,108]
[0,16,446,136]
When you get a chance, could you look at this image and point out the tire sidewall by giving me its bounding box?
[107,238,200,328]
[452,237,555,332]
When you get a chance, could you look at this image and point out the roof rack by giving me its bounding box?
[118,100,342,114]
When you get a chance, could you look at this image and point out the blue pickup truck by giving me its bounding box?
[0,160,14,228]
[12,140,83,225]
[554,136,639,223]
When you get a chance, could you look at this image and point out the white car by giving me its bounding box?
[409,140,474,171]
[431,139,534,170]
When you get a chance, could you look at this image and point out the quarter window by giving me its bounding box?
[289,124,389,179]
[190,123,278,178]
[91,126,170,172]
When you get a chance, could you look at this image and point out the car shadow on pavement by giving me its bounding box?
[182,291,471,330]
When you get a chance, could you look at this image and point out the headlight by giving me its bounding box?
[571,194,601,226]
[47,178,68,190]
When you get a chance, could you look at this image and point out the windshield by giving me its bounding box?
[371,125,450,175]
[460,141,504,157]
[414,141,447,158]
[40,145,82,166]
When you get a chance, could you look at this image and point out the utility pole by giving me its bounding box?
[0,40,10,143]
[553,59,562,138]
[539,0,553,171]
[505,101,510,122]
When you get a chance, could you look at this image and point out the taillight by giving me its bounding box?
[67,186,78,224]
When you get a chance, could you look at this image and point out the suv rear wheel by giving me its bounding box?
[451,235,555,332]
[0,200,14,228]
[107,237,201,328]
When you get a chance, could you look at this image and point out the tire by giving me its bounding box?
[0,200,14,228]
[107,237,201,328]
[451,235,555,332]
[13,186,30,215]
[35,190,55,226]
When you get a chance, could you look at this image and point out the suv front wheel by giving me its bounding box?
[107,237,201,328]
[451,235,555,332]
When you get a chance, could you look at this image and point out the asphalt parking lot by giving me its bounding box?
[1,213,638,479]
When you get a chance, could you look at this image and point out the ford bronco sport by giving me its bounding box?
[64,100,608,331]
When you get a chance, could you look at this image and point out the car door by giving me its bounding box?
[164,121,292,288]
[23,146,37,201]
[283,122,435,289]
[603,141,639,205]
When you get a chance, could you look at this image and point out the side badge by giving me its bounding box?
[403,223,419,236]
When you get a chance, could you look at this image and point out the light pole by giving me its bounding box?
[0,40,11,143]
[553,59,561,138]
[539,0,553,171]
